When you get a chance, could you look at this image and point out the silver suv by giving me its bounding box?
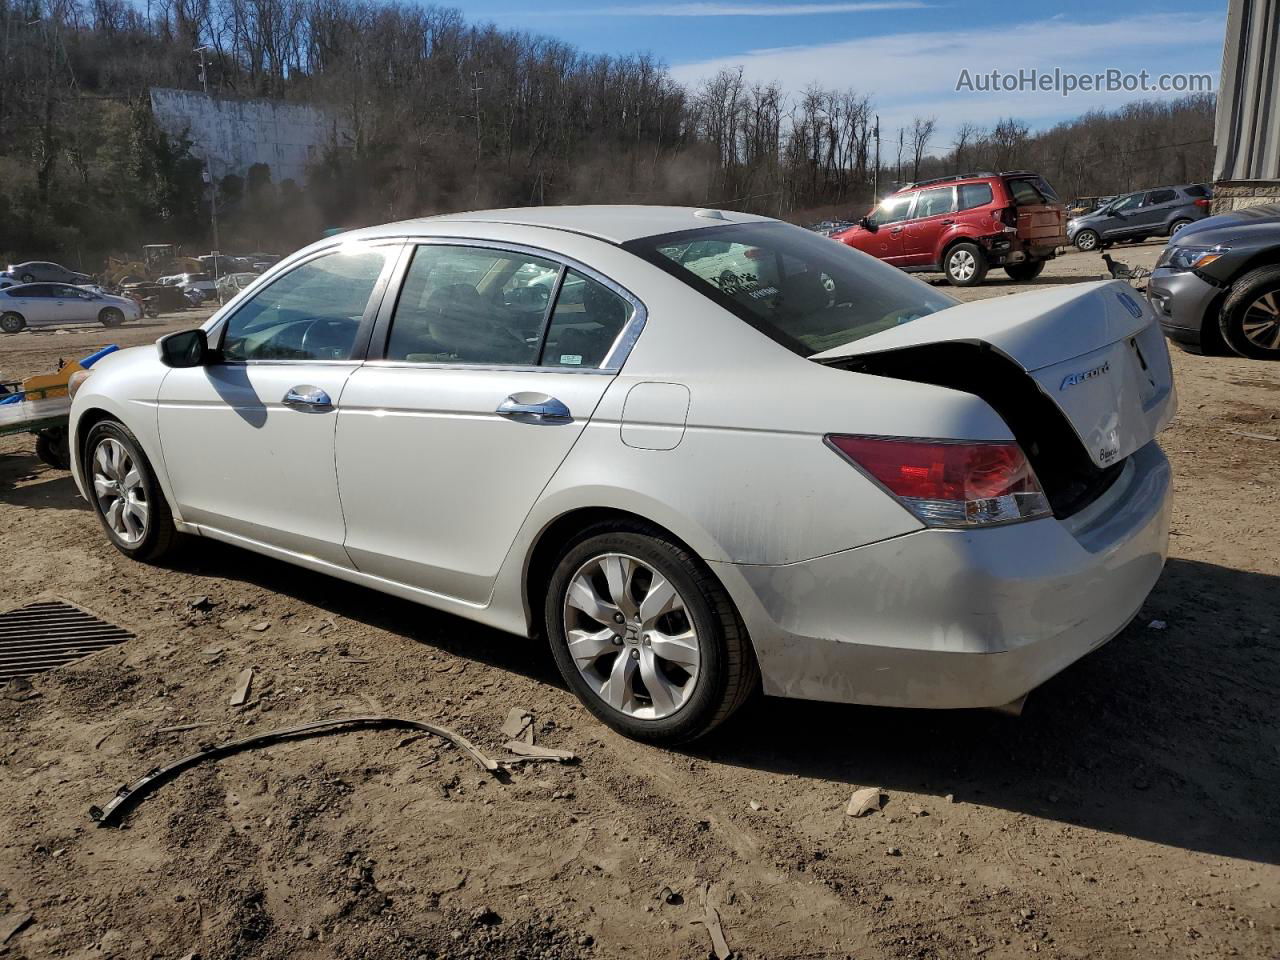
[1067,184,1212,251]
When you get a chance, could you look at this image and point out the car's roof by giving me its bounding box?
[351,205,775,245]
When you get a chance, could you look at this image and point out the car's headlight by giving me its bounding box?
[1158,244,1227,271]
[67,369,92,399]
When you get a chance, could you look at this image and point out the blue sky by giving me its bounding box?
[469,0,1228,151]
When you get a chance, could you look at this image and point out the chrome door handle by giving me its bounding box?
[282,385,333,409]
[496,394,571,422]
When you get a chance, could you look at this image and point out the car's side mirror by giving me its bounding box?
[859,216,878,232]
[159,328,211,368]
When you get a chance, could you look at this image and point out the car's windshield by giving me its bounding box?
[624,221,956,356]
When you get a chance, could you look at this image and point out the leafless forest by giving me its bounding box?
[1,0,1217,267]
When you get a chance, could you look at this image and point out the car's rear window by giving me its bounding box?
[623,221,956,357]
[1183,184,1210,198]
[1006,178,1055,205]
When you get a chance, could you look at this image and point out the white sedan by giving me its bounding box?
[67,206,1175,742]
[0,283,142,333]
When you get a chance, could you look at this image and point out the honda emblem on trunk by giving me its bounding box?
[1060,361,1110,390]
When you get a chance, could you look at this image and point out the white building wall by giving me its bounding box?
[149,87,349,183]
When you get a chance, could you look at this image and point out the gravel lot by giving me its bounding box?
[1,243,1277,960]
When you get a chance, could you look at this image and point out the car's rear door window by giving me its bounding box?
[540,270,633,368]
[626,221,955,357]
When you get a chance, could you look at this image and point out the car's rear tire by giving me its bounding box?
[1218,265,1280,360]
[1169,219,1192,236]
[943,242,988,286]
[83,420,180,562]
[99,307,124,327]
[0,312,25,334]
[1003,260,1046,282]
[545,523,757,744]
[1074,229,1100,252]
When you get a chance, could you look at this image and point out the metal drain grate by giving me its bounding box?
[0,600,134,682]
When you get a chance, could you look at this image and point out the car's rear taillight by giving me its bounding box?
[827,435,1051,528]
[1194,198,1211,208]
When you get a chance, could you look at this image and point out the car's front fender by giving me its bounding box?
[68,345,179,519]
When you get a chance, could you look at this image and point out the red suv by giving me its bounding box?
[832,171,1069,286]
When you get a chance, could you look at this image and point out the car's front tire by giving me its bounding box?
[1074,229,1100,252]
[545,524,757,744]
[83,420,180,562]
[1219,265,1280,360]
[1003,260,1046,282]
[99,307,124,327]
[0,312,25,334]
[943,242,988,286]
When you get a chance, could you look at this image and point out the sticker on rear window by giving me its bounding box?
[559,354,583,365]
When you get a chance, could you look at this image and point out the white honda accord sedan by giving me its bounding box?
[68,206,1176,742]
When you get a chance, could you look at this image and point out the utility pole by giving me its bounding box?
[471,70,483,205]
[872,114,881,202]
[196,46,221,299]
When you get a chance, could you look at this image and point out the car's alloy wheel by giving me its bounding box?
[1219,265,1280,360]
[546,526,758,743]
[0,312,25,334]
[562,552,700,720]
[1075,230,1100,251]
[1170,219,1192,236]
[943,242,987,287]
[19,273,34,283]
[99,307,124,327]
[84,420,179,561]
[92,437,149,544]
[1240,292,1280,352]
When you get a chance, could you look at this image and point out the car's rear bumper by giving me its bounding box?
[712,441,1171,709]
[1146,267,1221,345]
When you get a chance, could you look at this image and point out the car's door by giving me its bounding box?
[1134,188,1178,233]
[12,284,56,325]
[57,285,98,322]
[335,241,641,603]
[860,193,915,265]
[156,241,399,565]
[1100,193,1143,237]
[902,186,957,266]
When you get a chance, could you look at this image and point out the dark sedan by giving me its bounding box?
[1147,203,1280,360]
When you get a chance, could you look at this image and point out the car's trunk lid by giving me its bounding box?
[812,280,1176,491]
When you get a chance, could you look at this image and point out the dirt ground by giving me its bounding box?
[1,243,1277,960]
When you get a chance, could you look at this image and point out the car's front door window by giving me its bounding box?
[868,194,914,226]
[220,248,389,361]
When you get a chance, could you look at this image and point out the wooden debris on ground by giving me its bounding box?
[229,668,254,706]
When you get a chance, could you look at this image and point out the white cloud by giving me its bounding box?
[562,1,929,14]
[669,12,1224,148]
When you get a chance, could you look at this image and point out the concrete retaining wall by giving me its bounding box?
[149,87,349,183]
